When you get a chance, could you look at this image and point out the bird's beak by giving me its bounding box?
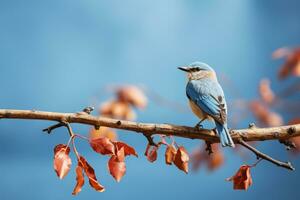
[178,66,190,72]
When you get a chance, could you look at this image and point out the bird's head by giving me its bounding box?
[178,62,217,80]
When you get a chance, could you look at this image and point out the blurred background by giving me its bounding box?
[1,0,300,199]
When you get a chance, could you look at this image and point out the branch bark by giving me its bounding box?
[0,109,299,143]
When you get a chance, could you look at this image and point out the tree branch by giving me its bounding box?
[0,109,299,143]
[237,139,295,170]
[1,109,299,170]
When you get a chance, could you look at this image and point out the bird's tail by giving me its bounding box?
[215,122,235,147]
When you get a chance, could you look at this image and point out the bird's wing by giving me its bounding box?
[186,80,227,124]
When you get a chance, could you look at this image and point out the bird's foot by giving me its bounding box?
[194,124,203,130]
[212,128,218,135]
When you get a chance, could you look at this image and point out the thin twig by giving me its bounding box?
[43,122,65,134]
[250,158,263,168]
[143,133,158,146]
[62,121,80,159]
[237,139,295,171]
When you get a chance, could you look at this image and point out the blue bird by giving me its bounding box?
[178,62,235,147]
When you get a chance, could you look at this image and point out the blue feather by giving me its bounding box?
[216,122,235,147]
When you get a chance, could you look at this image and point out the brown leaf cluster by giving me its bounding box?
[89,137,137,182]
[190,144,224,171]
[72,156,105,195]
[273,47,300,79]
[100,100,136,120]
[53,144,105,195]
[144,143,190,174]
[99,85,147,121]
[227,165,253,190]
[116,85,147,109]
[249,100,283,127]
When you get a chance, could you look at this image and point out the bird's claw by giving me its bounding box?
[194,124,203,130]
[212,128,217,135]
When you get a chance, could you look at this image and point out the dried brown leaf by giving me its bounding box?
[165,145,177,165]
[117,85,148,109]
[174,146,189,174]
[144,144,158,163]
[249,100,283,127]
[190,148,203,171]
[53,144,72,179]
[114,141,138,157]
[108,148,126,182]
[89,127,117,141]
[79,156,105,192]
[72,165,85,195]
[100,100,136,120]
[90,137,115,155]
[207,148,224,171]
[272,47,290,59]
[276,48,300,79]
[259,79,275,104]
[226,165,253,190]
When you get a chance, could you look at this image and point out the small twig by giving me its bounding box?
[43,122,65,134]
[237,139,295,171]
[62,121,80,159]
[250,158,263,168]
[143,133,158,147]
[72,137,80,159]
[64,122,75,137]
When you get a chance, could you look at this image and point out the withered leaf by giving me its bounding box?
[90,137,115,155]
[108,148,126,182]
[53,144,72,179]
[116,85,148,109]
[174,146,189,174]
[275,47,300,79]
[79,156,105,192]
[190,148,203,171]
[165,145,177,165]
[259,79,275,104]
[100,100,136,120]
[72,165,85,195]
[204,144,224,171]
[144,144,158,163]
[207,149,224,171]
[114,141,138,157]
[89,127,117,141]
[227,165,253,190]
[249,100,283,127]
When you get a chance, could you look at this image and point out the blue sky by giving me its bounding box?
[1,0,300,199]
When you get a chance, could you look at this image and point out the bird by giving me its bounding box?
[178,62,235,147]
